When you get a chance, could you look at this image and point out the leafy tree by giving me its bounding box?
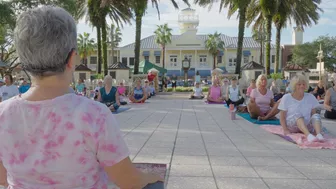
[131,0,189,75]
[205,32,225,69]
[252,26,266,65]
[77,32,96,65]
[109,24,122,64]
[291,36,336,71]
[154,24,172,70]
[196,0,252,75]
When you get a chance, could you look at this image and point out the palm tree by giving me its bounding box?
[131,0,190,75]
[205,32,225,69]
[88,0,103,74]
[272,0,321,73]
[154,24,172,70]
[196,0,252,75]
[77,32,96,66]
[248,0,322,74]
[259,0,277,75]
[109,24,122,65]
[252,26,266,65]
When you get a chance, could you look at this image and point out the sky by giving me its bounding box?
[77,0,336,47]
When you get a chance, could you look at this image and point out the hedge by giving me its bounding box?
[166,86,209,92]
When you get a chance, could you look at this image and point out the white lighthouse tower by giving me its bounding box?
[178,8,199,34]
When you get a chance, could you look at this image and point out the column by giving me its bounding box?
[195,49,197,69]
[180,49,182,69]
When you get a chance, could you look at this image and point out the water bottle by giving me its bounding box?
[229,104,236,120]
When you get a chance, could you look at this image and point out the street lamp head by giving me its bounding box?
[182,57,190,69]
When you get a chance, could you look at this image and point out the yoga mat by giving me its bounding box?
[109,163,167,189]
[112,107,131,114]
[205,101,226,104]
[238,113,280,125]
[261,125,336,149]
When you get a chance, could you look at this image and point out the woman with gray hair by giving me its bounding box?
[0,6,162,189]
[278,74,324,142]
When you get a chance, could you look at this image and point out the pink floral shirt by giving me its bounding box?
[0,94,129,189]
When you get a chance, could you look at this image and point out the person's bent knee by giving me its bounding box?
[311,113,322,125]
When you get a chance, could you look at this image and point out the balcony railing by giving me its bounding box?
[178,15,199,23]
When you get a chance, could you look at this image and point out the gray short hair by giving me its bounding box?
[14,6,77,76]
[290,74,309,93]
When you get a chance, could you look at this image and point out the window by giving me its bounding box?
[155,56,160,64]
[199,55,207,63]
[229,58,237,67]
[113,56,118,63]
[90,56,97,64]
[272,55,275,63]
[169,55,178,67]
[144,56,149,61]
[217,56,222,64]
[122,57,127,65]
[255,71,262,79]
[129,57,135,66]
[110,71,116,78]
[79,73,86,80]
[244,56,249,64]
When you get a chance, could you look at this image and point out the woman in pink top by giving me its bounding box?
[207,78,224,103]
[247,74,275,119]
[0,6,162,189]
[246,79,256,97]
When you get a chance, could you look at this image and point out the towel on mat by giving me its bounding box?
[260,125,336,149]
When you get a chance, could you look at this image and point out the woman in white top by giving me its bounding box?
[225,77,244,107]
[0,74,19,102]
[278,74,324,142]
[190,82,204,99]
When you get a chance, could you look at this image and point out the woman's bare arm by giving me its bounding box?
[104,157,162,189]
[324,90,332,111]
[0,162,8,187]
[280,111,289,131]
[97,91,102,102]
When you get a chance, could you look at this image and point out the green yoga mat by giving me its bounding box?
[238,113,280,125]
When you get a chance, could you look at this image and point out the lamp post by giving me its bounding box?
[316,44,324,81]
[182,57,190,87]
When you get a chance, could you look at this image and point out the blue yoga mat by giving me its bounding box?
[238,113,280,125]
[112,107,131,114]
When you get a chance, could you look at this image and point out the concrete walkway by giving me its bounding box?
[114,96,336,189]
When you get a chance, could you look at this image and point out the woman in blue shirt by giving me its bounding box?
[129,79,147,103]
[75,78,85,94]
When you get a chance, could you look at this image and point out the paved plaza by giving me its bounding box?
[115,94,336,189]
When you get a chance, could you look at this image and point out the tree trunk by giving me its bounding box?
[111,26,115,65]
[97,26,102,74]
[213,54,216,69]
[260,41,263,66]
[101,19,108,76]
[134,14,142,74]
[235,7,247,76]
[265,16,272,75]
[275,25,281,73]
[162,46,165,69]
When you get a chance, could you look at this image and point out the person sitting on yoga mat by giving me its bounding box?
[270,80,283,102]
[190,82,204,99]
[278,74,324,142]
[324,77,336,119]
[248,74,274,119]
[313,80,326,99]
[130,79,147,103]
[225,77,244,107]
[207,78,224,103]
[117,81,128,105]
[221,78,230,100]
[0,6,163,189]
[97,75,120,112]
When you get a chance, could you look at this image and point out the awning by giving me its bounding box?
[167,70,182,76]
[243,50,251,56]
[154,51,161,56]
[130,60,167,74]
[218,67,228,73]
[142,51,150,56]
[218,51,224,56]
[197,70,211,77]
